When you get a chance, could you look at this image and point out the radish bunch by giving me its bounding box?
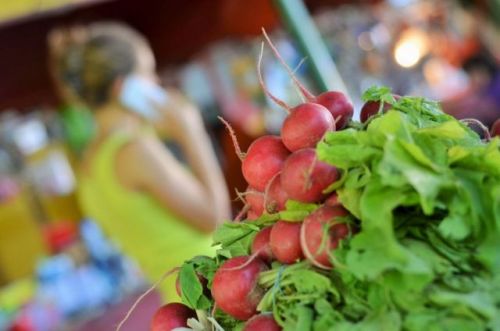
[146,33,357,331]
[202,66,354,329]
[205,97,353,328]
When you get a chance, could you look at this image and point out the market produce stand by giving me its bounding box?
[2,1,499,330]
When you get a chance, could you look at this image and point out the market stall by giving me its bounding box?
[0,0,498,330]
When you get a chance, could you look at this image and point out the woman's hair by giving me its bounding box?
[59,22,153,108]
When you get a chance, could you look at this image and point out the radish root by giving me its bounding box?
[292,56,308,76]
[116,267,180,331]
[218,116,245,160]
[257,42,291,112]
[261,28,315,102]
[210,303,218,322]
[234,204,251,223]
[289,57,308,102]
[303,156,318,192]
[300,220,330,270]
[234,188,246,204]
[222,248,265,272]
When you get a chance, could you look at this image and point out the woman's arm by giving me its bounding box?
[116,133,224,233]
[153,90,232,223]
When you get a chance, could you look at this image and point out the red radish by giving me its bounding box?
[270,221,303,264]
[281,148,339,203]
[324,193,340,207]
[150,303,196,331]
[261,29,353,131]
[245,187,265,216]
[242,136,290,192]
[360,95,401,123]
[460,118,494,141]
[281,103,335,152]
[301,205,350,269]
[491,118,500,137]
[218,117,289,192]
[244,313,281,331]
[251,226,274,263]
[265,174,288,213]
[247,210,259,220]
[360,101,391,123]
[212,256,268,320]
[315,91,353,130]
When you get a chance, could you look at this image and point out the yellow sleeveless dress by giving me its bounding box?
[77,131,215,301]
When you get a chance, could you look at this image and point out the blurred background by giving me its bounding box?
[0,0,498,330]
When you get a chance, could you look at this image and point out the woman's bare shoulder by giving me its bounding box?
[79,120,149,176]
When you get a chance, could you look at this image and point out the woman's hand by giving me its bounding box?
[147,88,192,137]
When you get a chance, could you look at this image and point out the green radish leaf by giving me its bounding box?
[361,86,394,103]
[213,222,258,248]
[288,270,332,294]
[284,200,319,212]
[295,306,314,331]
[279,210,310,222]
[189,255,217,289]
[213,309,244,330]
[179,262,211,309]
[313,299,342,331]
[318,130,380,169]
[279,200,320,221]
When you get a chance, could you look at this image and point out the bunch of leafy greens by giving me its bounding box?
[178,87,500,331]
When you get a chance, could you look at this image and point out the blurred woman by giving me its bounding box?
[48,22,231,301]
